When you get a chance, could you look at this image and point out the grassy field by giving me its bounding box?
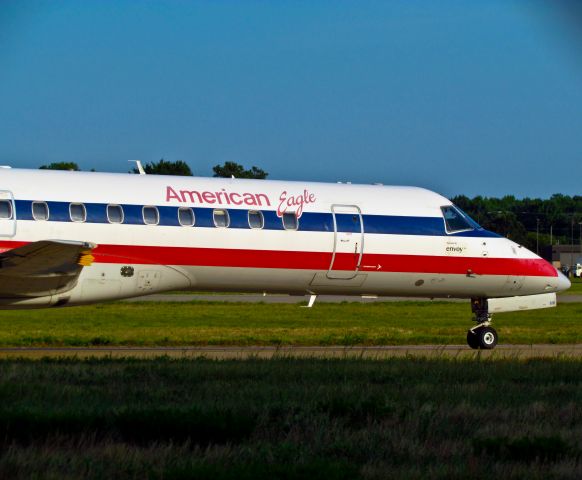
[0,357,581,479]
[561,277,582,295]
[0,301,580,347]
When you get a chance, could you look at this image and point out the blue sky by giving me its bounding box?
[1,1,581,198]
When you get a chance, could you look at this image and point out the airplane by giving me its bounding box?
[0,166,571,349]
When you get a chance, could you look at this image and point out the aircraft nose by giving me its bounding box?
[557,270,571,292]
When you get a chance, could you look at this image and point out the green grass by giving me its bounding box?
[561,277,582,295]
[1,357,582,479]
[0,301,580,346]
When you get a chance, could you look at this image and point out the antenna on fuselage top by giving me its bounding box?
[128,160,146,175]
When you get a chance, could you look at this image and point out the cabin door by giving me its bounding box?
[327,205,364,280]
[0,191,16,238]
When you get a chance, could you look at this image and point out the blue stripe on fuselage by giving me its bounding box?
[12,199,500,238]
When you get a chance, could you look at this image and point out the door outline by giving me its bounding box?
[0,190,16,238]
[327,204,364,280]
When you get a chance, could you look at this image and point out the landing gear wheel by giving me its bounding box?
[466,330,480,350]
[478,326,498,349]
[468,326,498,350]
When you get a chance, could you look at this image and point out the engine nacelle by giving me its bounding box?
[487,293,557,314]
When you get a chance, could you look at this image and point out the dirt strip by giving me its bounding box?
[1,344,582,359]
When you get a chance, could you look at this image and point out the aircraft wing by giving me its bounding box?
[0,240,96,297]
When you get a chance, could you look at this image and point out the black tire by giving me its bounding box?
[476,326,498,350]
[466,330,480,349]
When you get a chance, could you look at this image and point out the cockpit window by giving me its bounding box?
[441,206,474,233]
[456,207,482,230]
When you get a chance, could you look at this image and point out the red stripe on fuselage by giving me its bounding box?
[0,240,558,278]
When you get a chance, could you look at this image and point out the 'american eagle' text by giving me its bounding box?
[166,186,271,207]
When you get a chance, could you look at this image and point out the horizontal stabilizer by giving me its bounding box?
[0,240,96,297]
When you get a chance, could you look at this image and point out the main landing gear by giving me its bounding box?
[466,298,499,350]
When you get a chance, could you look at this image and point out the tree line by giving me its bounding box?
[452,194,582,251]
[39,160,580,250]
[39,160,268,179]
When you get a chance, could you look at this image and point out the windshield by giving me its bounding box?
[456,207,482,229]
[441,205,478,233]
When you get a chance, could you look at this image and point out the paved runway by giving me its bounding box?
[125,293,582,303]
[3,344,582,359]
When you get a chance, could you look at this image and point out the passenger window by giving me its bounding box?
[70,203,87,222]
[213,209,230,228]
[32,202,49,221]
[143,206,159,225]
[178,207,195,226]
[441,206,472,233]
[282,212,298,230]
[0,200,12,219]
[107,205,124,224]
[248,210,264,229]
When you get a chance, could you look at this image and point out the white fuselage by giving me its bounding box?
[0,168,568,308]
